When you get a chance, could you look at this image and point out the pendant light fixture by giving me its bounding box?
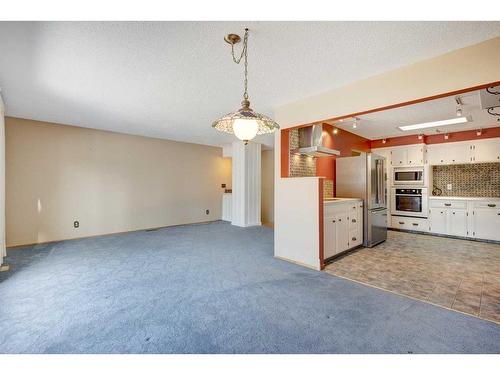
[212,28,280,144]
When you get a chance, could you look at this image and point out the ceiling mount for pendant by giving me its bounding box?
[224,33,241,45]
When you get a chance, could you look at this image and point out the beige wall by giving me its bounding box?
[261,150,274,225]
[5,117,231,247]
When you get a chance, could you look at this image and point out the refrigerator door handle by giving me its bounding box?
[376,159,383,206]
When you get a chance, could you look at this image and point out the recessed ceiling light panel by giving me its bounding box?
[398,116,471,132]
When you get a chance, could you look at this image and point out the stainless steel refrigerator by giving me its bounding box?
[336,152,387,247]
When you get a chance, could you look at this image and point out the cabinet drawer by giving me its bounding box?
[391,216,429,232]
[429,199,467,209]
[472,201,500,209]
[324,204,343,217]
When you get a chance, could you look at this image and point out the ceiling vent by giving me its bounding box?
[480,86,500,109]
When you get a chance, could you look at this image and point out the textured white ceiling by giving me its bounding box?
[0,21,499,148]
[332,89,500,139]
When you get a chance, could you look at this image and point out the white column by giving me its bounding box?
[0,93,5,264]
[231,141,261,227]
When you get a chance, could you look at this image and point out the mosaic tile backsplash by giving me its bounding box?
[289,129,316,177]
[289,129,333,199]
[323,180,334,199]
[432,163,500,197]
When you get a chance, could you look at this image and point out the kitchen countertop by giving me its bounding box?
[429,196,500,201]
[324,197,362,204]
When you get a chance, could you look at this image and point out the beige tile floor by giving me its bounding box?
[325,230,500,323]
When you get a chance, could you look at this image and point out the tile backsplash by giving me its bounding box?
[289,129,333,199]
[289,129,316,177]
[432,163,500,197]
[323,180,334,199]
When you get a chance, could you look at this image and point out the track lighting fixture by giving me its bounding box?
[382,138,387,144]
[333,128,338,134]
[476,129,482,136]
[455,97,463,117]
[352,118,358,129]
[418,134,423,140]
[444,133,449,140]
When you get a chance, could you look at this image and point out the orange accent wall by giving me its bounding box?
[426,126,500,144]
[316,124,370,196]
[370,126,500,148]
[280,129,290,178]
[280,124,370,195]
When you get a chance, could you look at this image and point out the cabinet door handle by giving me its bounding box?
[338,219,342,222]
[399,221,405,225]
[352,237,356,241]
[332,220,336,223]
[352,219,356,223]
[412,223,418,226]
[487,204,496,208]
[444,203,451,206]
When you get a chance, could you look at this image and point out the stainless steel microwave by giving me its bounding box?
[392,167,425,186]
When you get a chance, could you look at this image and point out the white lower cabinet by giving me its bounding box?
[448,210,468,237]
[471,202,500,241]
[324,200,363,259]
[428,209,447,234]
[429,206,468,237]
[428,198,500,241]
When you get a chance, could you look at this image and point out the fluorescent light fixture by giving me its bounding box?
[398,116,470,131]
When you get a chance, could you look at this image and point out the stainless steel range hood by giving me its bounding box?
[291,124,340,157]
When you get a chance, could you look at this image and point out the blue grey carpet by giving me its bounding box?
[0,221,498,354]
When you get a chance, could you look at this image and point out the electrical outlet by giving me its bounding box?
[447,184,452,191]
[205,209,210,215]
[74,221,80,228]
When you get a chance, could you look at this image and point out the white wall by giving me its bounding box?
[274,177,321,270]
[5,117,232,247]
[231,141,261,227]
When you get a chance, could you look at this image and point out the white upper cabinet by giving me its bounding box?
[389,145,426,166]
[427,138,500,165]
[390,147,406,166]
[427,144,446,165]
[446,142,472,164]
[407,144,426,165]
[427,141,473,165]
[472,138,500,163]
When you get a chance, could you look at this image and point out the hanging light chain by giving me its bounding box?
[229,28,249,101]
